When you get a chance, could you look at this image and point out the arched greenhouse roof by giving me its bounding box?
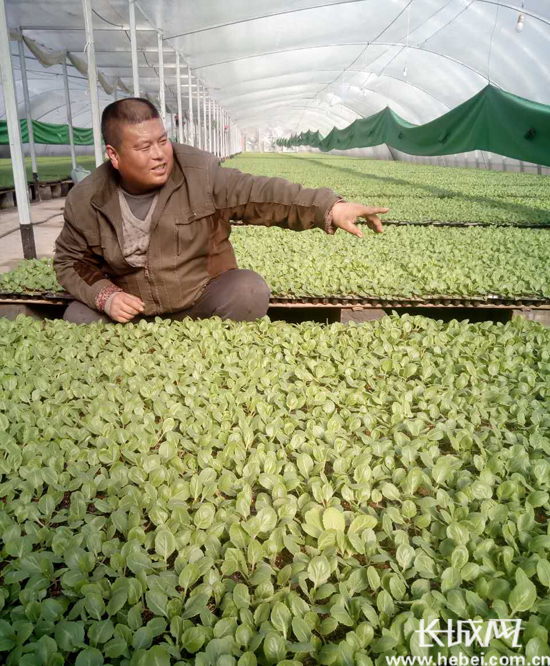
[2,0,549,137]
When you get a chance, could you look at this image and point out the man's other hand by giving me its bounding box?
[331,202,389,238]
[109,292,145,323]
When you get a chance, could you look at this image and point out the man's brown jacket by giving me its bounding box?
[54,144,341,316]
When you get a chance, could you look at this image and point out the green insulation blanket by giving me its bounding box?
[0,119,94,145]
[278,85,550,166]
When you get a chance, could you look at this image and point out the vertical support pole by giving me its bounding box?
[537,164,542,176]
[157,31,166,123]
[220,109,224,157]
[18,37,39,197]
[214,105,217,156]
[81,0,103,167]
[0,1,36,257]
[197,82,202,149]
[208,98,212,153]
[129,0,139,96]
[224,111,228,157]
[228,117,232,156]
[187,66,194,146]
[220,110,223,157]
[62,59,77,170]
[519,160,525,173]
[218,106,222,157]
[176,53,184,144]
[226,112,230,156]
[114,83,118,101]
[214,103,218,156]
[202,84,207,152]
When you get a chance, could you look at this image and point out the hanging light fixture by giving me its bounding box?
[403,65,408,78]
[516,0,525,32]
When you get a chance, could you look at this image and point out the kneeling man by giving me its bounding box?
[54,98,388,324]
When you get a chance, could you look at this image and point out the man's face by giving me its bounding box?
[106,118,174,194]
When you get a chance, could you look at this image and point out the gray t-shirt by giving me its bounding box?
[103,187,159,318]
[117,187,159,269]
[121,188,158,221]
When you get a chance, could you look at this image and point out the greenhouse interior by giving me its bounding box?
[1,1,550,665]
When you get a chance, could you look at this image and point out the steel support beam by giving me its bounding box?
[187,66,194,146]
[81,0,103,166]
[62,59,77,169]
[18,37,38,193]
[0,1,36,257]
[157,31,165,122]
[129,0,140,96]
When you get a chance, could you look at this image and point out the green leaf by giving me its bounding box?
[132,626,154,650]
[257,506,277,533]
[308,556,331,587]
[146,590,168,617]
[75,648,104,666]
[292,617,311,642]
[322,507,345,532]
[55,621,85,652]
[127,550,154,575]
[181,627,206,653]
[526,637,550,661]
[233,583,250,609]
[264,631,286,663]
[178,562,200,592]
[84,594,105,621]
[271,602,292,638]
[107,588,128,616]
[537,559,550,588]
[194,504,215,529]
[87,620,114,645]
[349,515,377,532]
[441,567,461,593]
[509,570,537,613]
[331,605,354,627]
[155,529,176,560]
[396,544,415,570]
[381,483,401,502]
[181,593,209,619]
[372,634,398,653]
[104,637,127,658]
[35,635,58,664]
[144,645,171,666]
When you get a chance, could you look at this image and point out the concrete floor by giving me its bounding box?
[0,198,65,273]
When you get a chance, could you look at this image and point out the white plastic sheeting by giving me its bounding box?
[1,0,549,167]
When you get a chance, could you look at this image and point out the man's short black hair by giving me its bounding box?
[101,97,161,148]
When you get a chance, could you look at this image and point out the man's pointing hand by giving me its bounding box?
[331,202,389,238]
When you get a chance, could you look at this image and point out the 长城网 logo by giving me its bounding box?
[418,619,522,648]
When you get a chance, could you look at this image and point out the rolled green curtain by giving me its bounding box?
[0,118,95,145]
[278,85,550,167]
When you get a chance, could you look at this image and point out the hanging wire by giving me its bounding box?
[487,0,501,83]
[403,0,412,77]
[367,0,456,84]
[295,0,414,133]
[516,0,525,32]
[419,0,477,47]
